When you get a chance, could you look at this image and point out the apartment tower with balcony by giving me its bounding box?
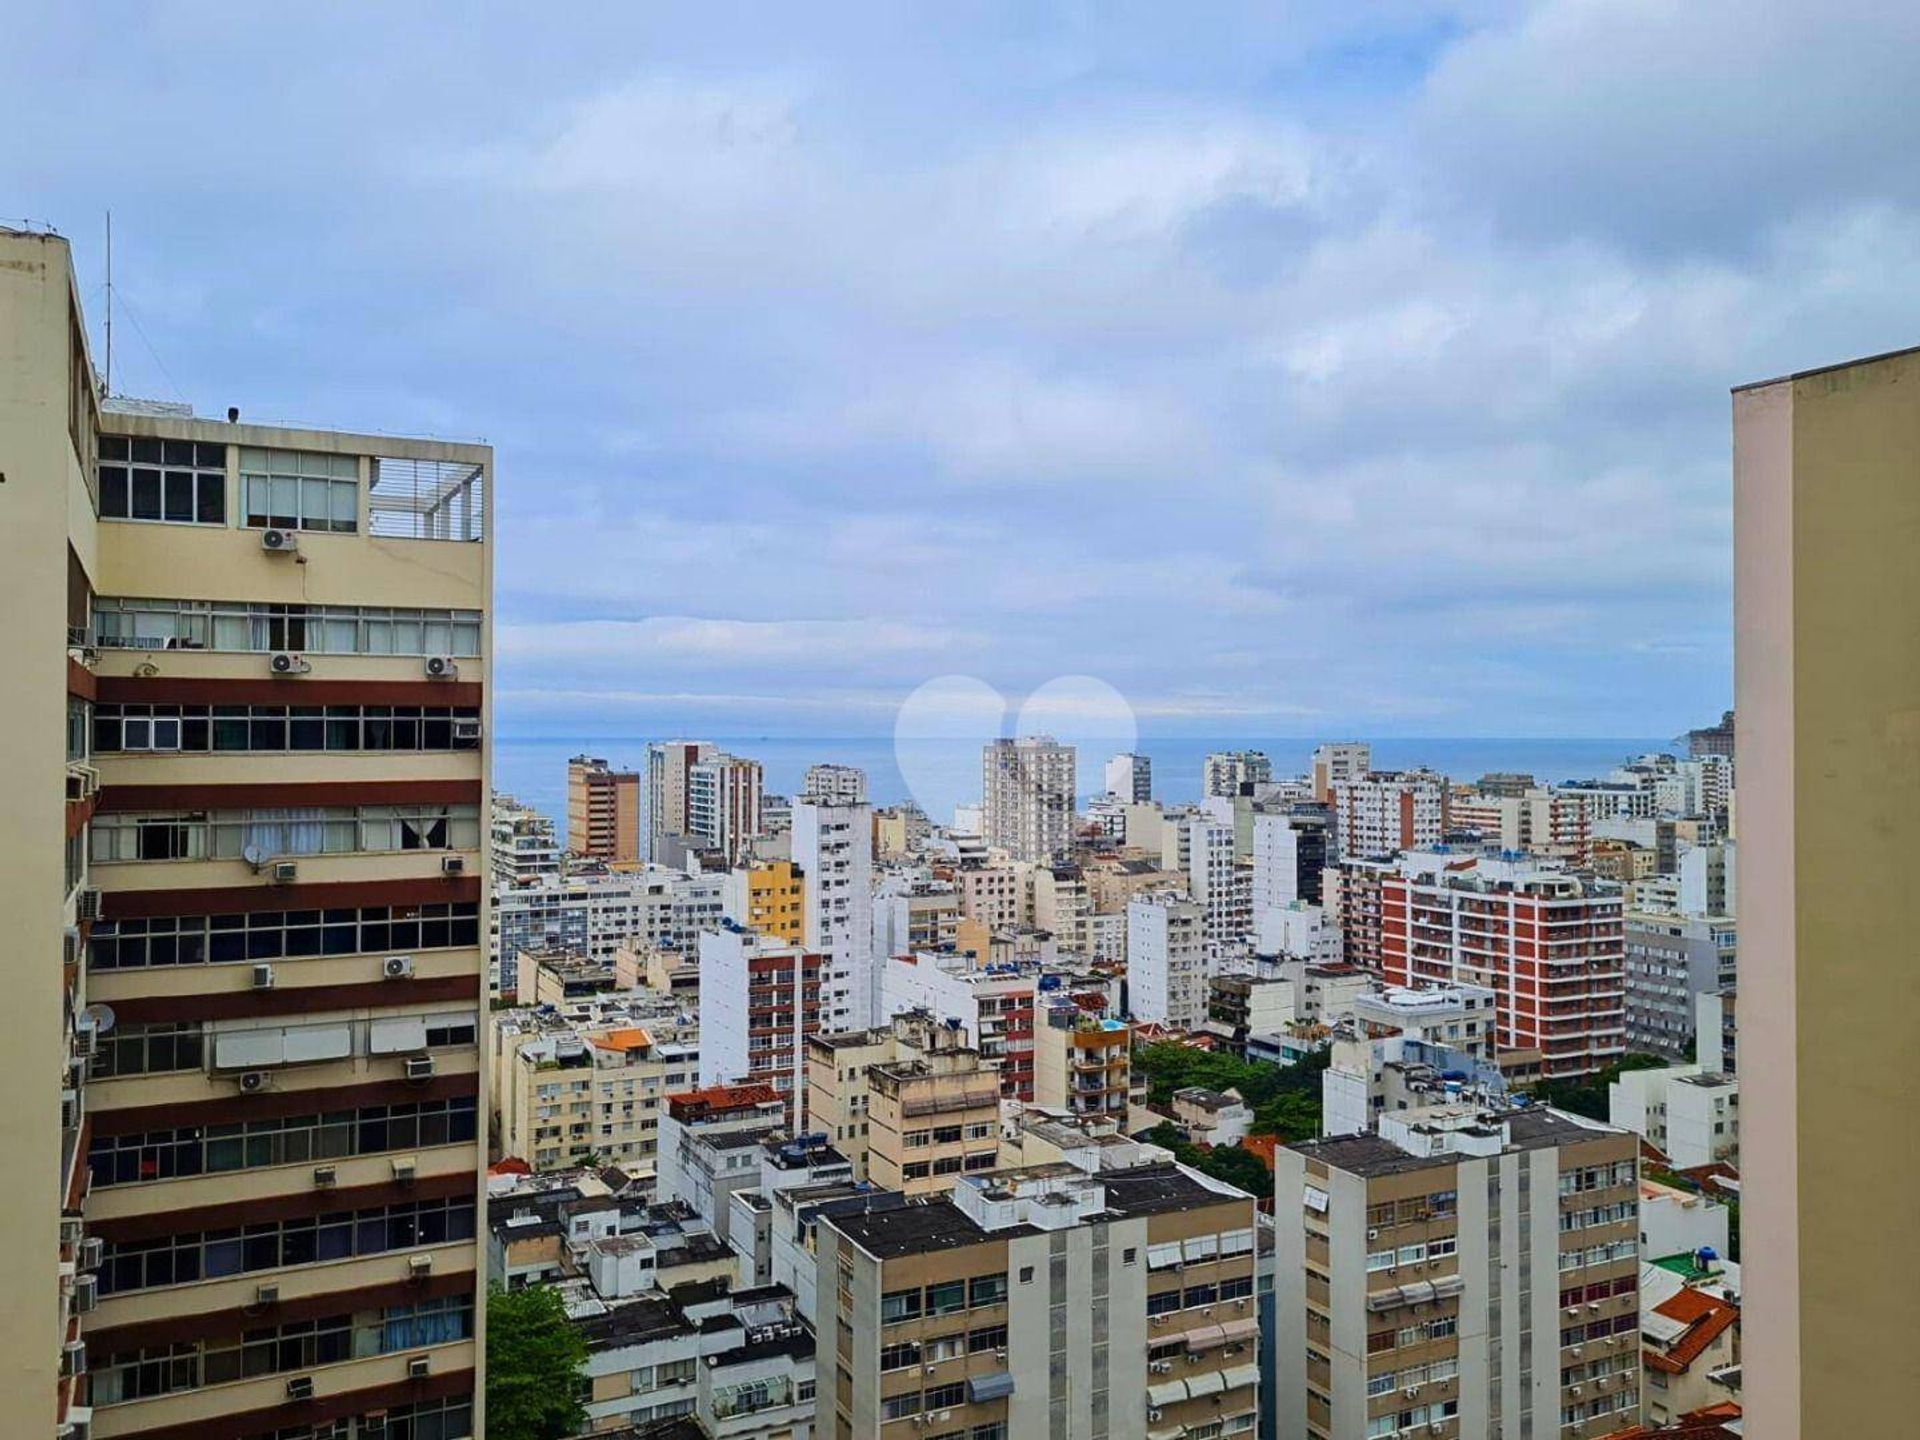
[0,227,489,1439]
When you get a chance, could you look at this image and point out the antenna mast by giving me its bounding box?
[103,209,113,396]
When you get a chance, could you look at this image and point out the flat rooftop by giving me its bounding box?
[1290,1107,1624,1177]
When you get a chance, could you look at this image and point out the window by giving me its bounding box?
[880,1341,921,1372]
[1018,1266,1034,1284]
[881,1392,922,1421]
[93,703,478,756]
[1218,1274,1254,1300]
[98,437,227,525]
[91,1022,205,1079]
[925,1382,966,1409]
[1146,1289,1182,1316]
[968,1324,1007,1353]
[925,1280,967,1316]
[91,804,482,864]
[881,1289,923,1326]
[94,597,482,657]
[1123,1247,1138,1265]
[88,900,481,972]
[1366,1249,1396,1271]
[241,448,359,532]
[969,1274,1007,1308]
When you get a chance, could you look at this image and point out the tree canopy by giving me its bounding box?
[1132,1041,1329,1141]
[486,1283,588,1440]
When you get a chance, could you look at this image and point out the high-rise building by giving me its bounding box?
[1311,741,1372,803]
[982,735,1076,863]
[1127,892,1208,1029]
[698,925,825,1126]
[1684,710,1736,760]
[1104,751,1152,802]
[1203,749,1272,798]
[814,1162,1261,1440]
[1330,769,1446,856]
[1031,1002,1132,1124]
[794,797,875,1032]
[801,762,868,806]
[0,228,489,1435]
[1251,802,1334,913]
[1734,347,1920,1437]
[492,791,561,882]
[722,857,807,944]
[1275,1106,1642,1440]
[1342,851,1626,1077]
[646,738,715,857]
[567,753,642,863]
[687,751,764,864]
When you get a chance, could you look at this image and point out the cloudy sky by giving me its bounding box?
[9,2,1920,741]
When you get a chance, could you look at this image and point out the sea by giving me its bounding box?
[494,735,1673,844]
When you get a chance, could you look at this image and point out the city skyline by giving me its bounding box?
[14,5,1920,744]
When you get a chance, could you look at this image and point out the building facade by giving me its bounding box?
[793,798,876,1034]
[567,754,642,864]
[1104,752,1152,803]
[687,752,765,865]
[1331,771,1446,857]
[982,736,1076,864]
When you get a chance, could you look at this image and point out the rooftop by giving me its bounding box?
[1289,1106,1622,1176]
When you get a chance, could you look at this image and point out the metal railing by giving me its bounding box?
[367,456,485,541]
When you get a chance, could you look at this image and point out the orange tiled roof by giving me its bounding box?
[590,1027,654,1052]
[1241,1134,1280,1172]
[1644,1288,1739,1374]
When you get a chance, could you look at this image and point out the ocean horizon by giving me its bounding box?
[494,734,1676,844]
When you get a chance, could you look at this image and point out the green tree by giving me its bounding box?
[1140,1122,1270,1195]
[1132,1041,1329,1139]
[486,1283,588,1440]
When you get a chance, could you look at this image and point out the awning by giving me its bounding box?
[1217,1318,1260,1344]
[1431,1274,1464,1299]
[1398,1280,1437,1306]
[1222,1363,1262,1392]
[1366,1288,1401,1312]
[1149,1428,1184,1440]
[968,1371,1015,1403]
[1185,1325,1230,1351]
[1187,1369,1227,1398]
[1147,1379,1190,1407]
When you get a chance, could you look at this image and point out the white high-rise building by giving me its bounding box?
[1203,749,1272,798]
[1183,814,1250,954]
[794,797,875,1032]
[1127,892,1208,1029]
[647,738,715,856]
[802,762,868,806]
[1251,803,1334,915]
[982,735,1076,862]
[1331,769,1446,856]
[1311,740,1372,802]
[687,752,764,864]
[1104,751,1152,802]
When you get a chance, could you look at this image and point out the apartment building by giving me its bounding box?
[1275,1106,1642,1440]
[870,878,961,962]
[1312,742,1373,803]
[955,862,1025,937]
[1342,851,1627,1078]
[698,925,826,1128]
[489,864,725,996]
[1331,771,1446,857]
[0,228,490,1438]
[1032,1005,1132,1125]
[814,1162,1260,1440]
[1105,752,1152,803]
[655,1084,791,1246]
[1029,863,1092,958]
[491,792,561,882]
[802,763,868,807]
[721,858,807,946]
[1446,787,1592,865]
[1204,750,1273,798]
[1609,1066,1739,1171]
[567,754,642,864]
[982,736,1077,864]
[807,1012,976,1182]
[1624,913,1737,1061]
[1127,893,1209,1030]
[1252,803,1334,915]
[794,797,876,1034]
[880,953,1041,1102]
[1349,983,1499,1063]
[688,752,765,866]
[1181,816,1252,956]
[865,1047,1003,1197]
[647,740,715,859]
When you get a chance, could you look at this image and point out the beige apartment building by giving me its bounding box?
[566,754,641,865]
[1274,1106,1641,1440]
[0,227,490,1439]
[491,1017,698,1180]
[815,1162,1260,1440]
[1031,1005,1132,1124]
[1735,346,1920,1437]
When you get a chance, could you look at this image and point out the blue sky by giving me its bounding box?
[9,2,1920,741]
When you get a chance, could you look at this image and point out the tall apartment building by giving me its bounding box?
[491,792,561,882]
[0,229,489,1437]
[982,735,1076,863]
[1312,742,1373,803]
[1104,751,1152,803]
[864,1045,1003,1196]
[871,879,961,961]
[1204,749,1272,798]
[814,1162,1260,1440]
[1446,786,1592,864]
[686,751,764,865]
[1624,913,1737,1060]
[722,858,807,945]
[1275,1106,1642,1440]
[1331,770,1446,857]
[1031,1004,1132,1125]
[807,1011,980,1182]
[567,754,642,863]
[698,924,826,1127]
[802,763,868,807]
[1343,851,1627,1078]
[1734,347,1920,1438]
[1127,893,1209,1029]
[1182,815,1251,955]
[490,864,725,996]
[1684,710,1736,760]
[1252,803,1334,913]
[794,797,875,1033]
[646,739,714,858]
[879,953,1041,1102]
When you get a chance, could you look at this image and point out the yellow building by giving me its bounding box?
[0,226,490,1437]
[744,858,805,944]
[1735,346,1920,1437]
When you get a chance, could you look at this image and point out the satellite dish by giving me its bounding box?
[243,844,267,870]
[81,1003,116,1035]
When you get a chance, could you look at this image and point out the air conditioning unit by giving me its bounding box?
[1367,1228,1379,1240]
[76,889,103,923]
[392,1156,418,1182]
[268,650,310,675]
[72,1021,98,1060]
[60,1089,80,1130]
[269,860,299,883]
[407,1354,431,1379]
[262,528,299,554]
[60,1216,84,1247]
[256,1283,281,1305]
[253,963,276,989]
[1151,1361,1172,1374]
[239,1070,272,1094]
[1150,1315,1165,1327]
[1588,1302,1601,1313]
[60,1340,86,1378]
[1149,1410,1163,1423]
[923,1364,939,1375]
[407,1253,433,1279]
[452,718,482,742]
[1570,1346,1583,1358]
[71,1274,98,1314]
[440,854,465,875]
[78,1237,104,1271]
[314,1164,338,1188]
[995,1348,1007,1360]
[1405,1387,1420,1399]
[933,1412,952,1423]
[66,765,100,801]
[286,1375,315,1400]
[383,954,414,979]
[405,1055,435,1081]
[424,655,458,680]
[1571,1385,1583,1397]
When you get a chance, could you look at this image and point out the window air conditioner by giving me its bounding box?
[261,528,300,553]
[268,651,310,676]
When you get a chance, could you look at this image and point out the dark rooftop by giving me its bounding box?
[579,1298,688,1350]
[1289,1107,1627,1178]
[1103,1162,1251,1216]
[826,1197,1002,1260]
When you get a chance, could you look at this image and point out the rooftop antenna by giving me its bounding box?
[103,209,113,397]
